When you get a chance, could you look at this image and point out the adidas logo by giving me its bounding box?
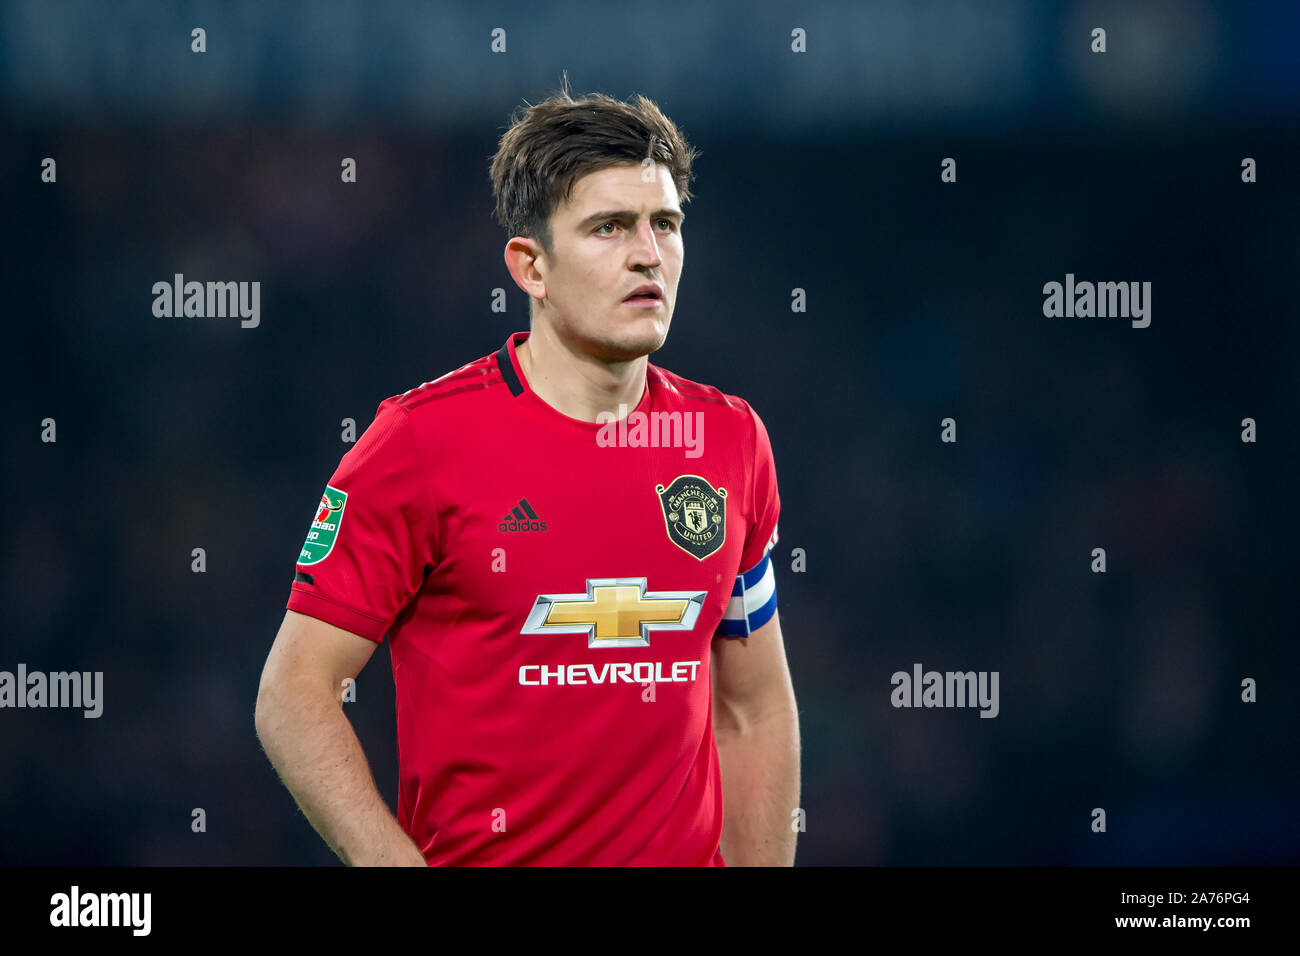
[499,497,548,533]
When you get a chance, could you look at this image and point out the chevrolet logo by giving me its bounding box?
[521,577,707,648]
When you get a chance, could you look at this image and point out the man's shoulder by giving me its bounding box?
[374,346,509,424]
[648,361,761,426]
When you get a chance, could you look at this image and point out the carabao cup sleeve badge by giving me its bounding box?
[299,486,348,565]
[655,475,727,560]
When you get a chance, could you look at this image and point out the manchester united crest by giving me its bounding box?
[655,475,727,560]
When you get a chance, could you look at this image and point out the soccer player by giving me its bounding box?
[254,85,800,866]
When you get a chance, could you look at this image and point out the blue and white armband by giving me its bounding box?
[715,529,779,638]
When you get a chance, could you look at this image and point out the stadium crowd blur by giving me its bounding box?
[2,0,1296,864]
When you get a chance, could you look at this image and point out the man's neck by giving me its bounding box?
[516,325,647,424]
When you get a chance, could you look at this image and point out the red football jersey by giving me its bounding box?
[286,330,781,865]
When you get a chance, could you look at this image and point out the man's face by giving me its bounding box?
[534,162,684,362]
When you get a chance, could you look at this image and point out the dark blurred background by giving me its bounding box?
[2,0,1297,865]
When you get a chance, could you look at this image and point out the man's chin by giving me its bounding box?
[588,320,668,362]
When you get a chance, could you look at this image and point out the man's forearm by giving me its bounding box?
[255,683,425,866]
[715,702,801,866]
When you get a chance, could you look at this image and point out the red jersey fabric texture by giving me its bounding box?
[286,330,780,865]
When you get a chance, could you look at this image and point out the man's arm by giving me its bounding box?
[254,609,426,866]
[710,611,800,866]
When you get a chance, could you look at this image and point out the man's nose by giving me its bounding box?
[628,220,662,265]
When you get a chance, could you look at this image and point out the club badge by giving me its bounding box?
[655,475,726,560]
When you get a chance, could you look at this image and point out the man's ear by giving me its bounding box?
[504,236,547,301]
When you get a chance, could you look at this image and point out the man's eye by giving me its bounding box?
[598,222,618,234]
[657,219,674,230]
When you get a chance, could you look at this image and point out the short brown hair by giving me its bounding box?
[489,75,700,256]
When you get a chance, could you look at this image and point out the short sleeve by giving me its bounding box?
[714,404,781,638]
[286,400,437,642]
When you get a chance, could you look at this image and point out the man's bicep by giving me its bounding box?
[711,612,794,733]
[260,609,380,698]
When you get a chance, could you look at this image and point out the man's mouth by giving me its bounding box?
[623,284,664,304]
